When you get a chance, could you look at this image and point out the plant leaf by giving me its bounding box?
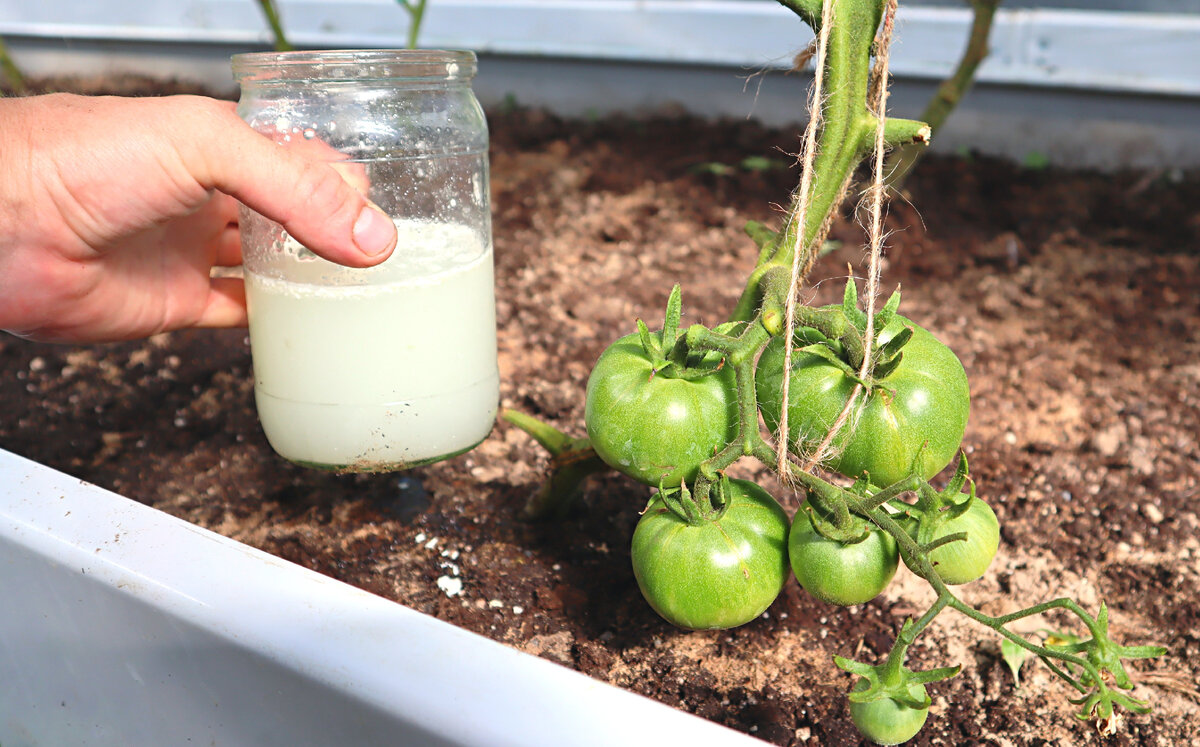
[909,664,962,686]
[818,239,843,257]
[841,277,867,327]
[740,155,776,172]
[871,351,904,380]
[1001,638,1031,688]
[878,325,914,360]
[833,656,874,678]
[662,284,682,348]
[797,342,860,380]
[873,287,902,332]
[636,318,661,362]
[691,161,734,176]
[945,453,970,496]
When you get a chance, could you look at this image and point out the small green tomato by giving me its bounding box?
[631,480,790,630]
[849,678,929,746]
[788,504,898,606]
[906,496,999,585]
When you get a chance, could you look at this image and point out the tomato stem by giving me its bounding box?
[501,408,577,455]
[500,408,608,520]
[859,474,921,510]
[728,1,930,325]
[853,486,1165,723]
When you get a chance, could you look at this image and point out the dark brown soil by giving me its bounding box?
[3,76,1200,745]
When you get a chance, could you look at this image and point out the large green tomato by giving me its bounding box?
[586,333,738,487]
[848,678,929,746]
[756,314,969,486]
[789,503,898,606]
[631,479,790,630]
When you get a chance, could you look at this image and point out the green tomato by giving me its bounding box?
[848,678,929,746]
[586,332,738,487]
[906,496,999,585]
[789,503,898,606]
[756,313,970,487]
[631,479,790,630]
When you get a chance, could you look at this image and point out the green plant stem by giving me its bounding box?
[256,0,294,51]
[685,321,772,510]
[501,408,576,454]
[730,0,929,324]
[0,36,27,95]
[861,475,921,510]
[946,596,1097,693]
[398,0,429,49]
[885,0,1000,190]
[500,409,607,520]
[845,494,1108,698]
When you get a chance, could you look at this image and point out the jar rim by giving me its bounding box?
[232,49,477,83]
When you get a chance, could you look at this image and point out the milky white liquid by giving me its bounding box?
[245,220,498,470]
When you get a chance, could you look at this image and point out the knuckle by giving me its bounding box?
[292,160,359,225]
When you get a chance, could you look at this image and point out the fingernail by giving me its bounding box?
[353,205,395,257]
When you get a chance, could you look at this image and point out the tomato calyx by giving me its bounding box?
[838,276,906,376]
[654,475,733,527]
[802,491,873,545]
[1055,603,1167,725]
[837,658,958,711]
[902,453,975,538]
[637,284,728,382]
[899,453,992,564]
[773,277,915,393]
[837,622,962,710]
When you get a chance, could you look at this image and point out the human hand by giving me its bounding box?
[0,93,398,343]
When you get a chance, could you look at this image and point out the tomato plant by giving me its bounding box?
[631,479,790,630]
[507,0,1168,740]
[756,299,970,487]
[789,501,898,606]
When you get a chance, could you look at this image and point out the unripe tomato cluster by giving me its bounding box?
[585,309,1000,743]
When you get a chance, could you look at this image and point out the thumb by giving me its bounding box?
[181,98,396,267]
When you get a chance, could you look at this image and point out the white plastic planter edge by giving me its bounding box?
[0,448,762,747]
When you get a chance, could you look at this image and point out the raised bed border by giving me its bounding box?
[0,447,761,746]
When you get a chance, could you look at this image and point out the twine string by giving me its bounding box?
[776,0,837,477]
[781,0,902,478]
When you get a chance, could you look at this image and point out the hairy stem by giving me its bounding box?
[688,321,773,509]
[731,1,929,325]
[256,0,294,51]
[885,0,1001,189]
[397,0,430,50]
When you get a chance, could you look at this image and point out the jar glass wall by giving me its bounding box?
[232,50,498,472]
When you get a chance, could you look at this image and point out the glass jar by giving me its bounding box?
[231,50,497,472]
